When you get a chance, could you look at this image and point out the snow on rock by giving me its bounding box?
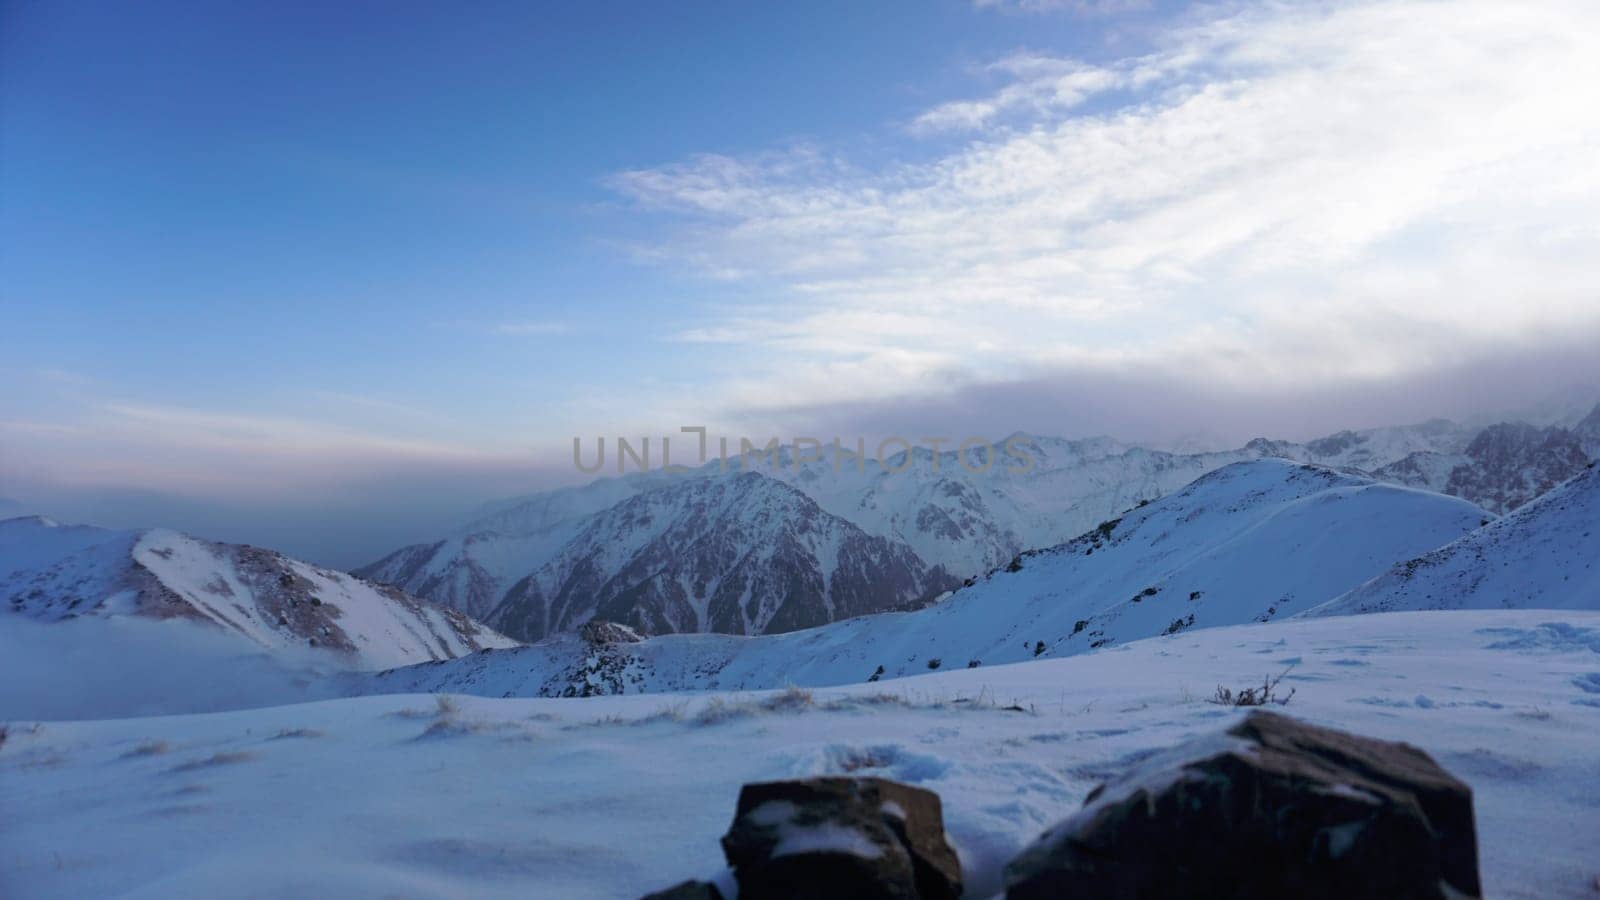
[355,460,1491,698]
[717,778,963,899]
[0,516,515,671]
[1004,710,1481,898]
[1305,461,1600,617]
[1575,403,1600,458]
[487,471,954,642]
[5,610,1598,899]
[355,420,1497,639]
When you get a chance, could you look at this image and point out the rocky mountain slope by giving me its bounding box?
[1305,461,1600,617]
[1575,403,1600,457]
[0,517,515,670]
[488,472,953,641]
[355,460,1492,697]
[360,420,1486,639]
[1374,408,1600,513]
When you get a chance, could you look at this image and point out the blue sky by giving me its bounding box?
[2,0,1170,437]
[5,0,1600,564]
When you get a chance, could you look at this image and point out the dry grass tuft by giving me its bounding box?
[120,740,171,759]
[167,751,255,773]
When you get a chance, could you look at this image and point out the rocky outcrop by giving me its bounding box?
[1443,422,1590,513]
[1004,711,1480,899]
[719,777,962,900]
[579,619,643,644]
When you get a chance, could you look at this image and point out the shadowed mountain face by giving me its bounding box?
[360,411,1596,641]
[356,460,1497,699]
[1377,414,1596,513]
[488,472,954,642]
[1576,403,1600,457]
[1444,423,1591,512]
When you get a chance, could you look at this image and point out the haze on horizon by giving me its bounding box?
[4,0,1600,566]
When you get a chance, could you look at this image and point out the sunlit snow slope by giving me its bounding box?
[1307,461,1600,617]
[0,517,515,670]
[360,460,1491,697]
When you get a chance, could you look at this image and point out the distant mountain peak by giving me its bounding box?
[1,517,515,669]
[358,412,1585,642]
[363,459,1495,699]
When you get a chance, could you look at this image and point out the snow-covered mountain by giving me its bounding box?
[0,517,516,670]
[359,474,665,621]
[1290,418,1477,469]
[1306,460,1600,617]
[488,472,953,641]
[360,421,1487,640]
[356,460,1491,697]
[1575,403,1600,457]
[1374,414,1597,513]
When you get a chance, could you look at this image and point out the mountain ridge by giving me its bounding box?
[361,413,1573,638]
[354,459,1495,698]
[1305,460,1600,618]
[0,516,516,670]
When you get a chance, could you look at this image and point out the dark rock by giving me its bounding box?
[1005,711,1480,899]
[721,777,961,900]
[639,879,723,900]
[1445,422,1589,512]
[579,619,644,644]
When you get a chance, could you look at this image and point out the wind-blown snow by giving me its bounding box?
[5,611,1598,899]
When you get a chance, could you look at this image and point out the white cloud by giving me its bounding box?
[611,0,1600,415]
[911,56,1126,134]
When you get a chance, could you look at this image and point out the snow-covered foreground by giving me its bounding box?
[6,610,1600,899]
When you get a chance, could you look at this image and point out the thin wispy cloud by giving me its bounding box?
[1,402,519,494]
[309,390,439,420]
[492,320,572,336]
[611,0,1600,415]
[909,55,1129,134]
[97,404,500,462]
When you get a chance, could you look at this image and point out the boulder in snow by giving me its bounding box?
[1004,711,1480,899]
[720,777,962,900]
[579,618,644,644]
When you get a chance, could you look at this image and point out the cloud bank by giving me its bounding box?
[612,0,1600,421]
